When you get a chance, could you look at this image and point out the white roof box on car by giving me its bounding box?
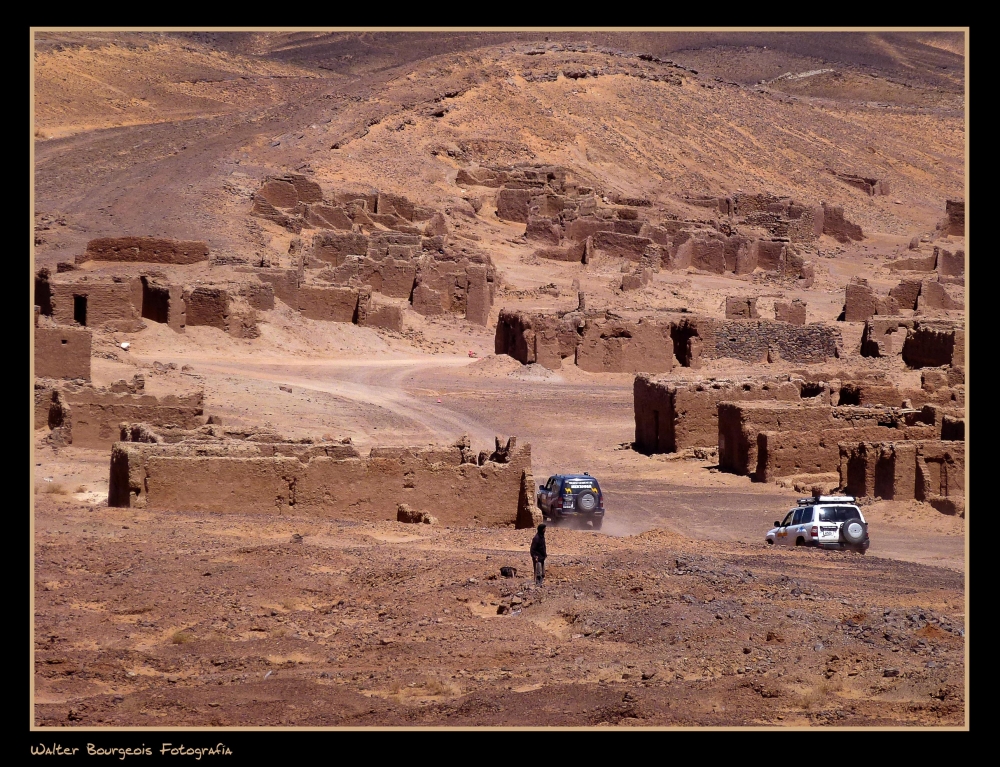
[797,495,856,505]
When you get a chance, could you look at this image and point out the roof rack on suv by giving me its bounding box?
[796,495,856,505]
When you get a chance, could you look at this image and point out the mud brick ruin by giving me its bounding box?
[725,297,759,319]
[939,199,965,237]
[774,299,807,325]
[34,308,91,381]
[35,266,278,338]
[633,375,801,454]
[108,429,533,527]
[35,373,207,449]
[633,350,965,500]
[826,168,890,197]
[77,237,210,265]
[497,308,841,373]
[247,175,496,325]
[838,440,965,514]
[861,319,965,368]
[456,163,866,288]
[717,401,946,481]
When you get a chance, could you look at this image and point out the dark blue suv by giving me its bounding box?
[537,473,605,530]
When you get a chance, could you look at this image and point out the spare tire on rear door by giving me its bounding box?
[841,519,866,545]
[577,491,597,512]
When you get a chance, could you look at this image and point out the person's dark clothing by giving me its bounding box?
[530,533,547,561]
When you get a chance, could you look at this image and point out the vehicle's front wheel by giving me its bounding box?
[766,539,774,545]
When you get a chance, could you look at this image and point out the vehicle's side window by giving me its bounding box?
[780,511,794,527]
[546,478,555,491]
[791,508,804,525]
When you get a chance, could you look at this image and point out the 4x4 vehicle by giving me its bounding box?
[766,496,870,554]
[537,474,605,530]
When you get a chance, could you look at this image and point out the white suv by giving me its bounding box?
[766,496,870,554]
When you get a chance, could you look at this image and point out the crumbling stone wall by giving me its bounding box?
[936,247,965,278]
[495,310,582,369]
[709,320,838,364]
[183,287,229,329]
[34,325,91,381]
[633,375,800,454]
[79,237,209,265]
[844,277,898,322]
[297,285,363,323]
[109,433,530,527]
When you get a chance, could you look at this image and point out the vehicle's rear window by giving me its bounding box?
[563,478,599,493]
[818,506,862,522]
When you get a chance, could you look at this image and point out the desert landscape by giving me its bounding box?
[32,30,966,729]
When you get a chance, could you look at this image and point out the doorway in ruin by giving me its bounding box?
[140,277,170,324]
[846,453,868,498]
[35,272,52,315]
[73,295,87,327]
[670,322,699,367]
[838,385,862,406]
[874,453,895,500]
[800,382,825,399]
[652,409,660,452]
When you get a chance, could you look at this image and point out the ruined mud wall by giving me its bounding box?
[839,440,964,510]
[633,375,801,454]
[495,310,582,369]
[575,318,674,374]
[109,437,531,527]
[718,402,939,480]
[498,311,838,370]
[43,377,205,449]
[298,285,362,323]
[34,326,91,381]
[47,279,142,330]
[901,322,965,368]
[80,237,209,265]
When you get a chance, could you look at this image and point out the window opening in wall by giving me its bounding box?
[73,295,87,327]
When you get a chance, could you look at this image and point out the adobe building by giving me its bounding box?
[33,310,91,381]
[717,401,949,483]
[838,440,964,514]
[77,236,210,265]
[34,374,207,449]
[633,375,801,454]
[248,178,497,326]
[108,429,533,527]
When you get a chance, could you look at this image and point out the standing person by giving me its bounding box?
[530,523,547,585]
